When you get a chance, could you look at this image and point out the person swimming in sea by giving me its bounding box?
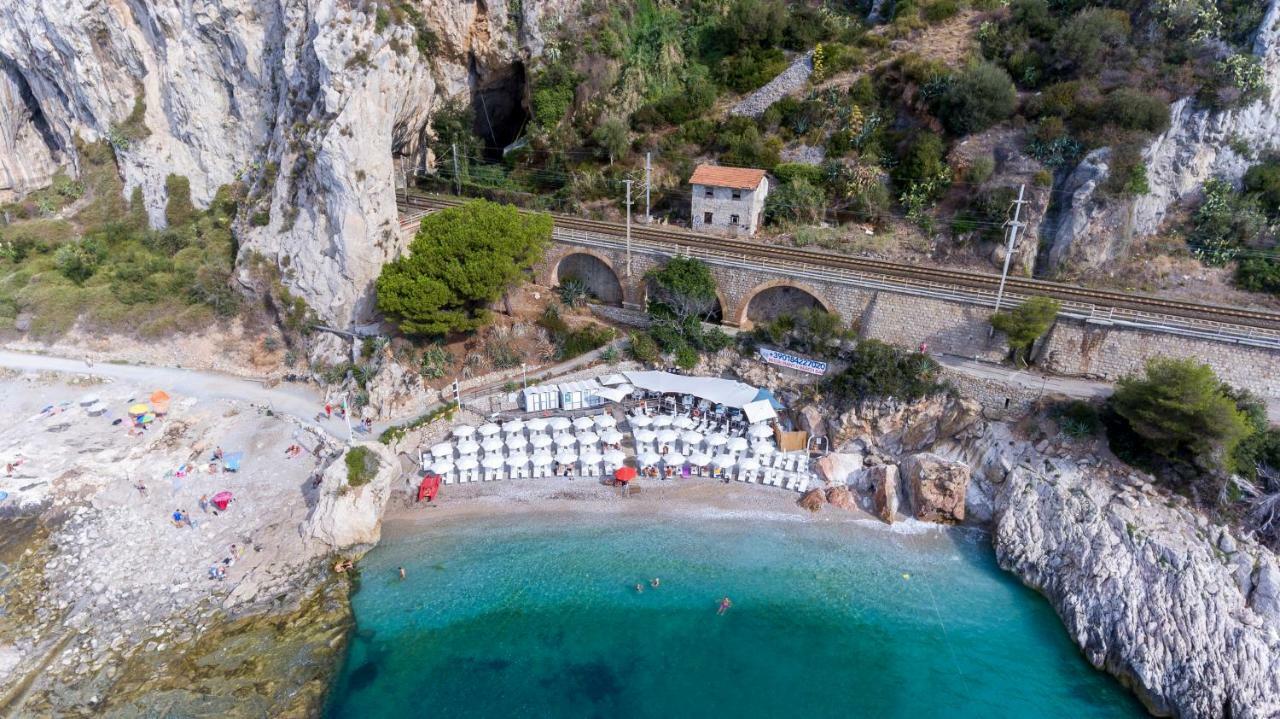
[635,583,644,593]
[717,596,732,615]
[650,577,660,589]
[399,567,406,580]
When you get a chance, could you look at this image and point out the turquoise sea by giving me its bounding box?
[325,511,1145,718]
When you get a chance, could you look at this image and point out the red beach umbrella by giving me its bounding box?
[212,491,234,511]
[613,466,637,483]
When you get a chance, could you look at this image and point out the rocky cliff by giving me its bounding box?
[1042,1,1280,274]
[0,0,576,326]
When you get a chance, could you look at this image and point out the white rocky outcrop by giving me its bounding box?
[0,0,578,326]
[304,442,399,550]
[958,425,1280,718]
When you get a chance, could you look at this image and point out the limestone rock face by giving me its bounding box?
[363,351,427,420]
[304,443,399,550]
[836,394,981,456]
[798,488,825,512]
[815,452,862,486]
[797,404,826,438]
[899,452,969,524]
[0,0,580,326]
[1041,149,1136,273]
[947,423,1280,718]
[866,464,899,524]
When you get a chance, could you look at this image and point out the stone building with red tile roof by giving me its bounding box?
[689,164,769,236]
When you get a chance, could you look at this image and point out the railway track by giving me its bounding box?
[399,193,1280,336]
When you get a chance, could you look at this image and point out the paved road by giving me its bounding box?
[936,353,1280,423]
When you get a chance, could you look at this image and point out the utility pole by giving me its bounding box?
[451,143,461,195]
[623,179,634,277]
[644,152,652,224]
[991,184,1028,333]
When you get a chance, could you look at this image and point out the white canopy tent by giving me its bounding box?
[623,371,761,409]
[742,399,779,424]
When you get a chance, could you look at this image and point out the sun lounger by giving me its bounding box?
[795,475,810,493]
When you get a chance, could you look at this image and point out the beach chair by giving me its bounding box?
[795,475,810,493]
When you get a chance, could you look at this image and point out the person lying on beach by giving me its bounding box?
[172,509,185,527]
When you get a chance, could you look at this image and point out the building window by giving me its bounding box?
[704,187,714,198]
[729,214,740,225]
[731,189,742,200]
[703,212,714,224]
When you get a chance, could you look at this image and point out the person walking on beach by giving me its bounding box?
[199,494,209,513]
[717,596,732,615]
[325,403,332,418]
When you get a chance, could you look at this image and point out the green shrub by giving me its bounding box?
[827,339,945,404]
[1242,159,1280,217]
[1099,89,1170,134]
[345,446,380,487]
[1235,257,1280,295]
[935,61,1017,136]
[990,295,1060,365]
[922,0,959,23]
[967,156,995,184]
[674,344,699,370]
[629,331,660,363]
[1051,8,1130,76]
[772,163,824,185]
[1108,357,1252,478]
[54,238,107,285]
[1053,400,1102,439]
[1188,178,1267,265]
[764,178,825,225]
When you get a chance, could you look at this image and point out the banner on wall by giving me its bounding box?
[757,347,828,376]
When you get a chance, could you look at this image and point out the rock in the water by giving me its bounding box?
[899,453,969,524]
[815,452,862,486]
[866,465,899,524]
[826,485,855,510]
[797,488,825,512]
[303,443,399,549]
[797,405,826,438]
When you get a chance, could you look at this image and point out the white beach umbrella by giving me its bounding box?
[656,429,680,444]
[680,430,703,446]
[526,417,549,433]
[482,454,505,469]
[652,415,673,428]
[579,448,604,464]
[727,437,750,452]
[502,419,525,435]
[738,456,760,471]
[751,442,776,456]
[688,452,713,467]
[530,434,553,449]
[600,429,624,445]
[430,442,453,458]
[505,435,528,452]
[453,425,476,438]
[673,415,695,429]
[593,414,617,429]
[549,416,572,431]
[555,449,579,465]
[633,429,657,444]
[431,459,455,475]
[749,423,774,439]
[553,433,577,447]
[628,414,653,428]
[572,416,595,431]
[478,422,501,437]
[506,453,529,468]
[456,456,479,471]
[712,454,736,468]
[603,449,626,466]
[662,451,687,466]
[456,439,480,455]
[481,437,504,453]
[637,450,661,467]
[576,430,599,446]
[532,451,554,467]
[705,433,728,448]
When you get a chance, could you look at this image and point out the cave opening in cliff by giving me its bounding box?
[471,59,529,162]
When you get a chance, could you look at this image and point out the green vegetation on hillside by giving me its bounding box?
[989,295,1060,366]
[0,141,241,339]
[827,339,945,404]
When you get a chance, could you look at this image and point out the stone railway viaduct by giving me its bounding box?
[401,209,1280,400]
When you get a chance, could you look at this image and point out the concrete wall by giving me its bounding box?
[1039,319,1280,400]
[533,239,1280,399]
[690,180,767,236]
